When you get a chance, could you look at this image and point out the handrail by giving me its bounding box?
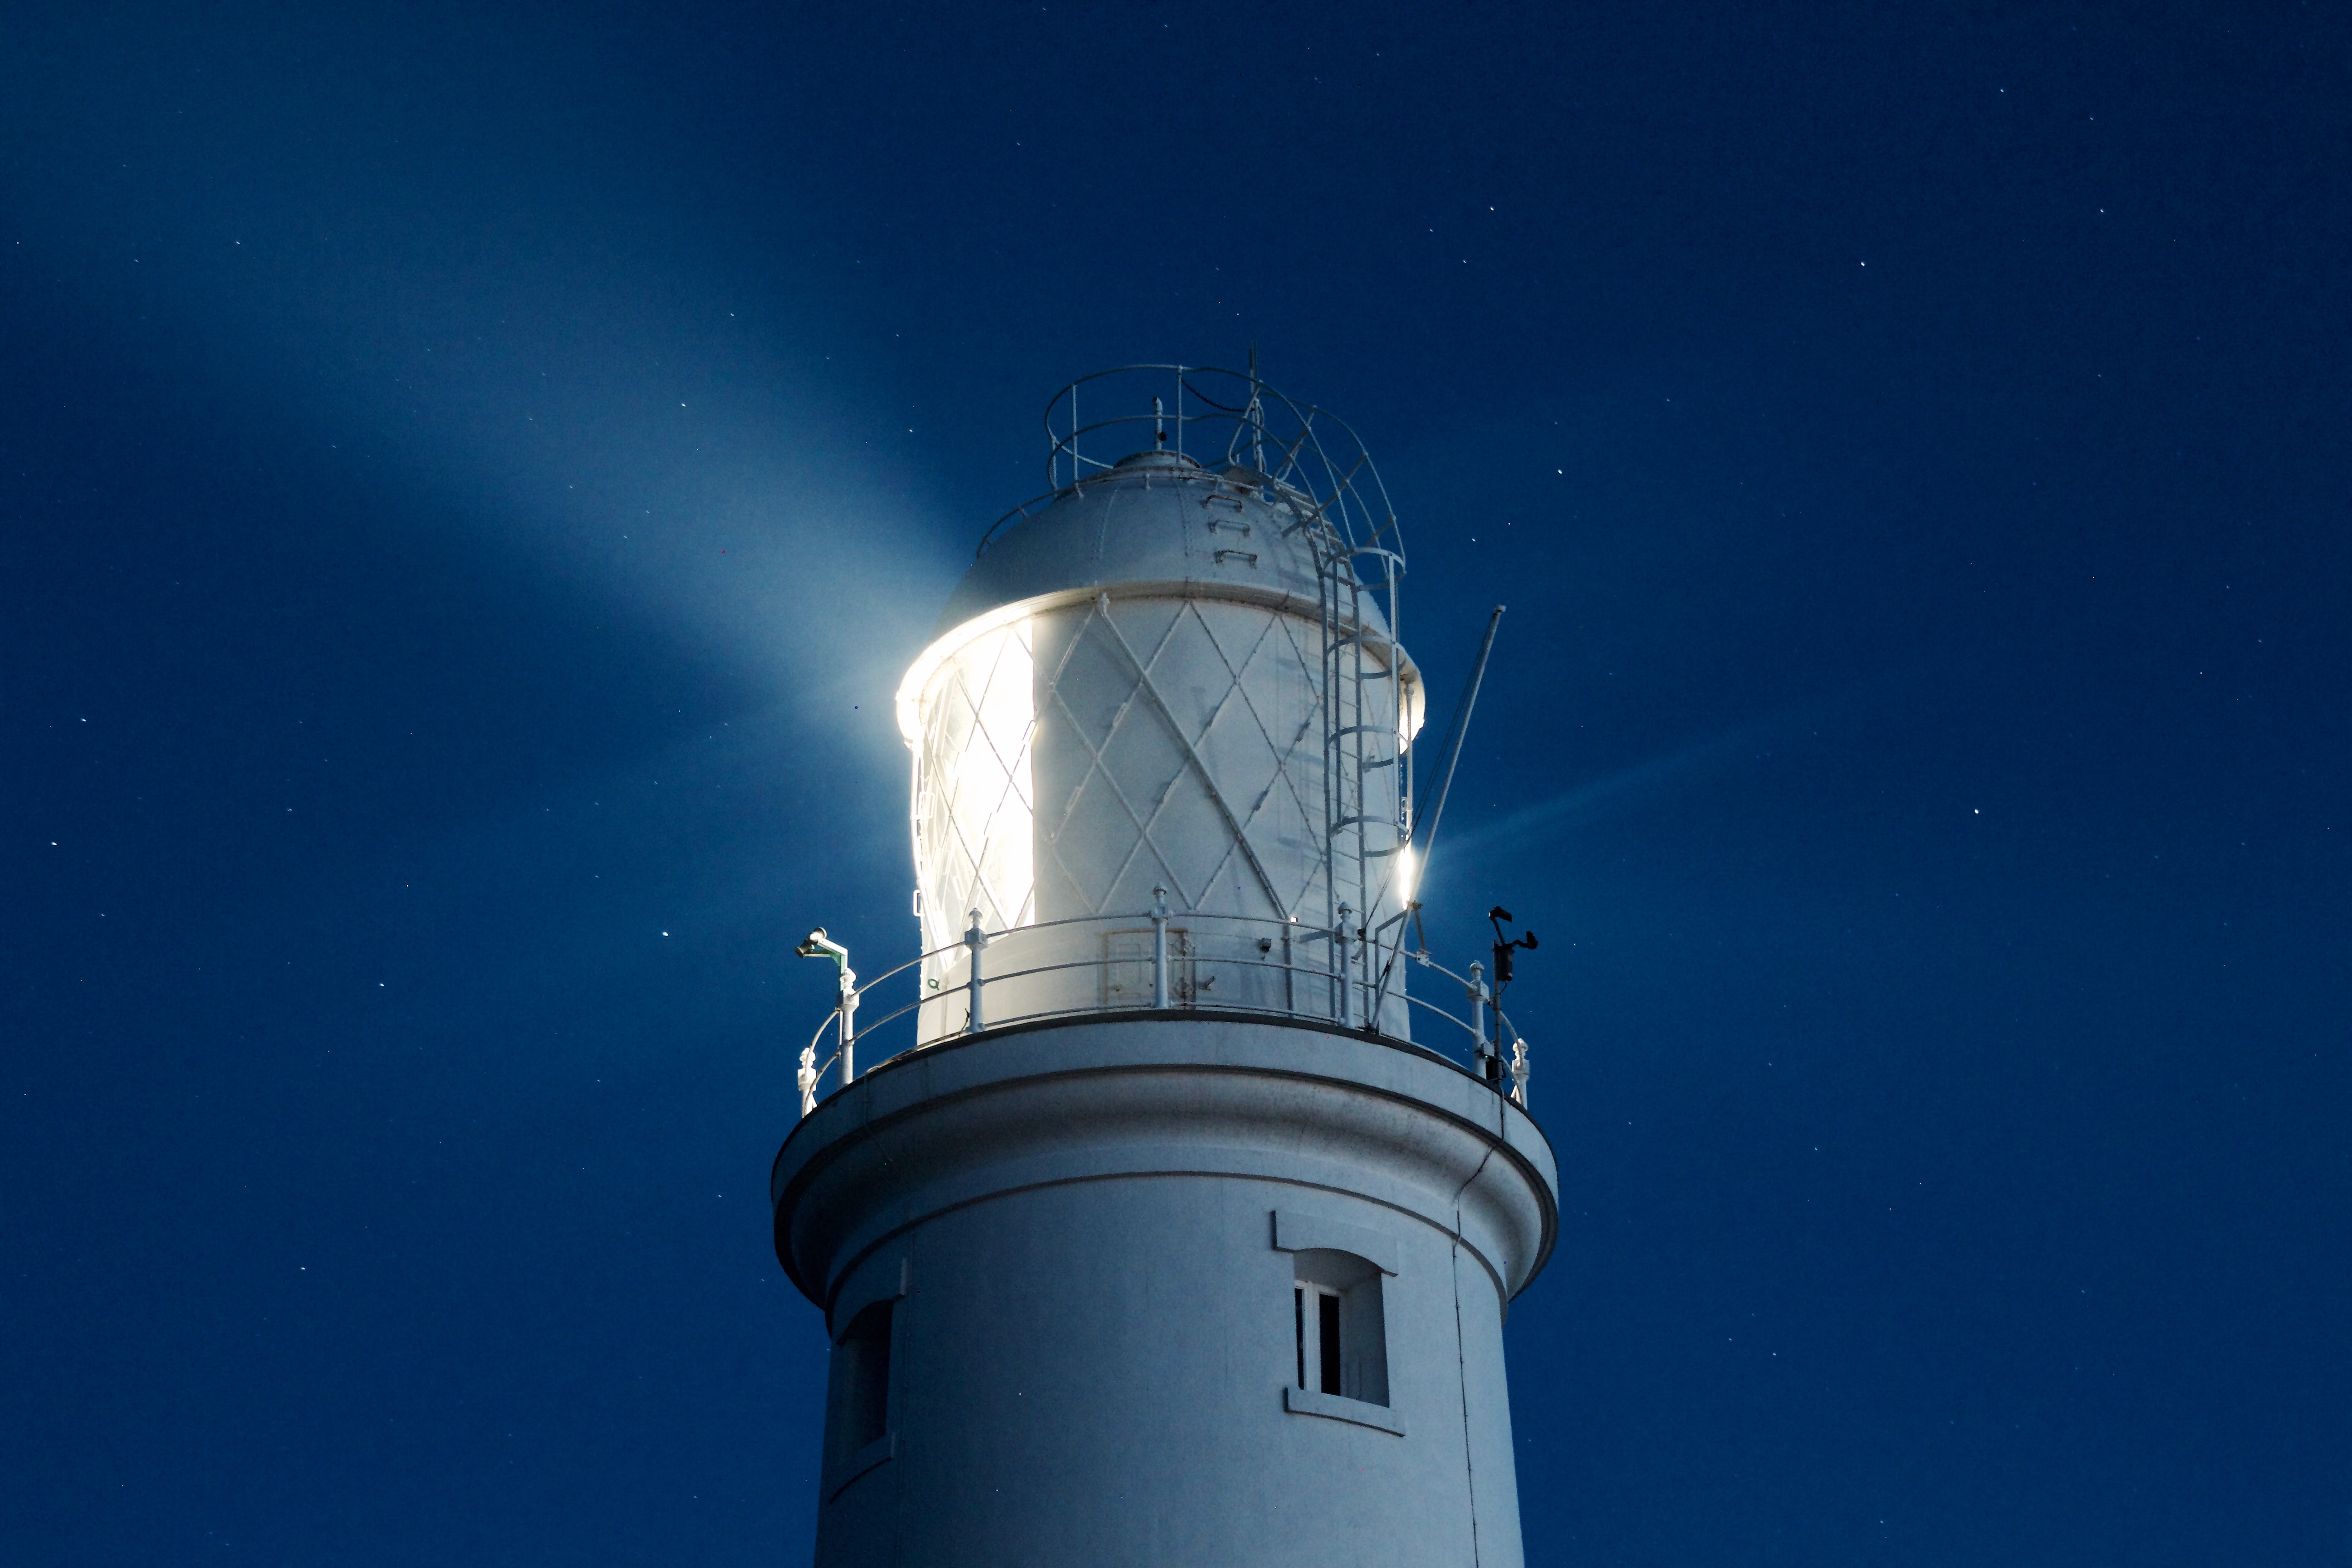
[791,908,1529,1120]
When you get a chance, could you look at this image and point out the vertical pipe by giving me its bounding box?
[1150,886,1170,1009]
[1351,575,1367,926]
[965,909,987,1035]
[1335,903,1353,1028]
[1321,513,1342,944]
[1392,571,1410,903]
[839,965,859,1083]
[1468,959,1489,1073]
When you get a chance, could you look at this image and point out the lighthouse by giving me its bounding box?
[772,365,1557,1567]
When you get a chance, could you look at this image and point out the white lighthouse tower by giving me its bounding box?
[772,365,1557,1568]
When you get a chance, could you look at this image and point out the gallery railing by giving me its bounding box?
[793,903,1531,1120]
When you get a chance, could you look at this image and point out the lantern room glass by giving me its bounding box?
[914,619,1037,969]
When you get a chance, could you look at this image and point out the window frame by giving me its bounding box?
[1273,1209,1403,1436]
[821,1254,909,1499]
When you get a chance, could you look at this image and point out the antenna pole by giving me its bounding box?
[1247,345,1265,474]
[1414,605,1504,887]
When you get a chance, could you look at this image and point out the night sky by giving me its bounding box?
[5,3,2347,1563]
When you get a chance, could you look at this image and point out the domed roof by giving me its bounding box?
[897,451,1417,744]
[932,451,1332,635]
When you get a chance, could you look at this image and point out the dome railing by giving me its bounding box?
[970,363,1404,580]
[792,908,1530,1121]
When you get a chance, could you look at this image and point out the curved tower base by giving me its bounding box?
[771,1015,1558,1568]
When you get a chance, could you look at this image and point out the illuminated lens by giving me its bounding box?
[916,619,1035,954]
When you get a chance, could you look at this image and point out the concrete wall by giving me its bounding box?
[772,1016,1557,1568]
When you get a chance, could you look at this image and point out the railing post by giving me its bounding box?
[1282,923,1295,1017]
[1469,960,1496,1083]
[964,909,987,1034]
[1335,903,1353,1028]
[1508,1036,1530,1109]
[838,963,859,1084]
[1150,886,1170,1009]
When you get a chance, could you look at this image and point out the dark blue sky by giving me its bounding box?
[5,3,2347,1563]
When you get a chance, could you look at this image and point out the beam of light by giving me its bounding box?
[4,5,963,738]
[1441,729,1757,865]
[1431,682,1882,885]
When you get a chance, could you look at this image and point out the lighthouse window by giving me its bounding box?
[828,1299,894,1464]
[1290,1248,1388,1407]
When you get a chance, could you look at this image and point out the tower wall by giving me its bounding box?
[772,1015,1556,1568]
